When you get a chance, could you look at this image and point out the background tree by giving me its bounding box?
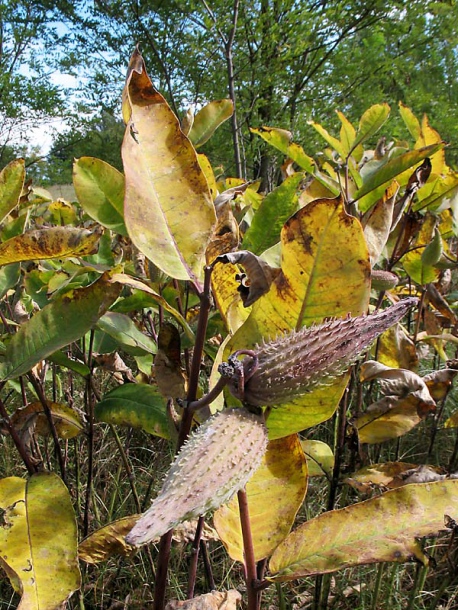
[0,0,85,164]
[68,0,458,190]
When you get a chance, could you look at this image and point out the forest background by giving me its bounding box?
[2,0,458,188]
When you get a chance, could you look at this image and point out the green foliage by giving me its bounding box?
[3,48,458,610]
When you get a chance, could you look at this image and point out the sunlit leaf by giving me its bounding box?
[301,439,334,477]
[108,273,194,341]
[376,323,419,371]
[399,102,421,140]
[188,99,233,148]
[78,515,140,564]
[95,383,171,439]
[1,274,121,379]
[269,480,458,580]
[214,435,307,562]
[73,157,127,235]
[0,472,80,608]
[0,227,102,266]
[0,158,25,224]
[122,48,216,282]
[353,395,430,444]
[355,143,443,211]
[351,103,390,152]
[250,126,315,174]
[345,461,419,493]
[226,196,370,439]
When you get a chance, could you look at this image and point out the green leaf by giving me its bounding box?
[48,350,91,377]
[242,173,303,255]
[0,472,81,608]
[73,157,127,235]
[0,227,102,266]
[1,274,121,379]
[122,48,216,282]
[250,127,315,174]
[399,102,421,140]
[96,311,157,355]
[95,383,171,439]
[355,143,443,211]
[269,480,458,580]
[0,158,25,224]
[351,103,390,153]
[188,99,233,148]
[308,121,347,159]
[0,263,20,299]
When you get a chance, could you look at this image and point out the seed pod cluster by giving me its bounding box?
[126,408,268,546]
[225,297,418,407]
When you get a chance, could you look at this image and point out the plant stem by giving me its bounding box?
[27,372,66,483]
[187,515,205,598]
[237,489,259,610]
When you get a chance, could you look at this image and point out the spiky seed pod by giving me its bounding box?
[224,297,418,407]
[126,408,268,546]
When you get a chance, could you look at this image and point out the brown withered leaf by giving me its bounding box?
[165,590,242,610]
[346,462,446,493]
[345,461,418,493]
[214,250,281,307]
[154,323,187,400]
[360,361,435,407]
[425,282,458,326]
[2,401,84,441]
[362,181,397,266]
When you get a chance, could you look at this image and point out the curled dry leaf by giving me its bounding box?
[360,360,435,407]
[214,250,281,307]
[345,462,446,493]
[125,409,268,546]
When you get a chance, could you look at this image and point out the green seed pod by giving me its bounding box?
[126,408,268,546]
[421,228,443,266]
[371,270,399,291]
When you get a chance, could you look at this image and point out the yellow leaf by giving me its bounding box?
[213,435,307,563]
[0,227,102,266]
[353,394,428,444]
[269,480,458,580]
[226,196,371,439]
[301,440,334,477]
[122,48,216,282]
[78,515,140,564]
[0,472,80,609]
[376,323,419,370]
